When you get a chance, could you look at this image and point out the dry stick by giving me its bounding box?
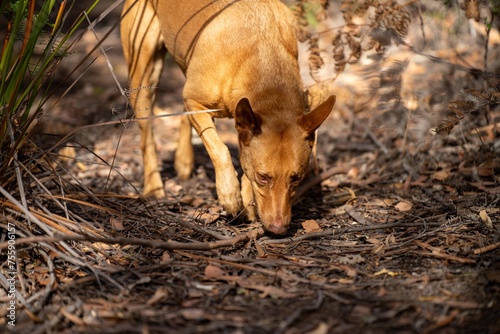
[399,38,500,79]
[3,201,87,236]
[414,240,475,264]
[261,220,444,245]
[414,251,475,264]
[1,190,124,290]
[7,121,30,225]
[162,215,230,241]
[474,241,500,255]
[344,205,373,225]
[51,153,153,217]
[484,13,494,80]
[382,228,441,253]
[59,302,87,327]
[163,199,258,241]
[0,227,265,251]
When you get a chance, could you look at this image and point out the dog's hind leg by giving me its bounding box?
[121,0,167,198]
[174,116,194,180]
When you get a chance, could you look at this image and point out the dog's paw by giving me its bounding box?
[143,171,166,198]
[244,206,256,222]
[143,185,166,199]
[174,158,193,180]
[215,171,243,216]
[174,149,194,180]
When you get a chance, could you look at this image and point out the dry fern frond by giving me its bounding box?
[373,0,411,38]
[332,33,346,74]
[291,0,329,42]
[300,0,413,95]
[369,27,404,48]
[340,0,354,25]
[464,87,500,105]
[338,0,412,59]
[378,60,407,104]
[340,0,368,25]
[447,100,476,116]
[432,113,468,136]
[331,32,362,73]
[308,36,325,81]
[291,1,310,42]
[432,86,500,135]
[346,33,362,63]
[340,0,371,20]
[461,0,480,21]
[318,0,329,12]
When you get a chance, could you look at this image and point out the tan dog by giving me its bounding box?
[121,0,335,234]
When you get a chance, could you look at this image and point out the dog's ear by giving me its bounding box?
[235,98,262,146]
[299,95,336,136]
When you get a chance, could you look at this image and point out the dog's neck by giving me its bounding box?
[232,53,306,120]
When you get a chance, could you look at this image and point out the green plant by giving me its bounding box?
[0,0,99,186]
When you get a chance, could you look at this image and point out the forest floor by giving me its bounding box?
[1,1,500,333]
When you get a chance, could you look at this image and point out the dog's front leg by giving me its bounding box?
[185,100,243,216]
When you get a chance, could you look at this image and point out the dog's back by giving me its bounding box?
[153,0,303,114]
[153,1,296,66]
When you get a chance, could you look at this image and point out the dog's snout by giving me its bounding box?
[262,214,290,235]
[254,190,293,235]
[266,223,288,235]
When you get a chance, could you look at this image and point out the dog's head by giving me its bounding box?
[235,96,336,235]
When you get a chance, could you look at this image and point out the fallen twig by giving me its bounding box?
[344,205,374,225]
[261,221,444,245]
[414,241,476,264]
[414,251,475,264]
[473,241,500,255]
[0,228,264,251]
[162,215,230,241]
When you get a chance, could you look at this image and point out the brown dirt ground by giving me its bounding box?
[1,1,500,333]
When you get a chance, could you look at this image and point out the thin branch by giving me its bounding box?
[43,108,221,158]
[474,241,500,255]
[261,221,445,245]
[0,228,265,251]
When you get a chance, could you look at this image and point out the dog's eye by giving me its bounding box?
[290,174,302,187]
[255,173,270,186]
